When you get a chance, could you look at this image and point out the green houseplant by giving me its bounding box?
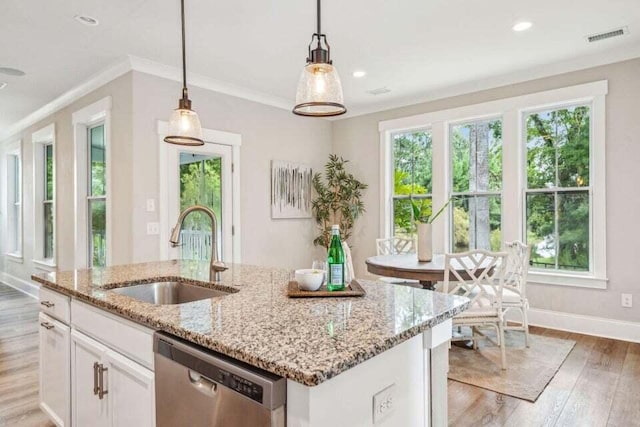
[312,154,368,248]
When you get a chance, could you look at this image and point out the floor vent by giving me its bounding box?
[367,87,391,96]
[587,27,628,43]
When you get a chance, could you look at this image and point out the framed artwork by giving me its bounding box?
[271,160,313,219]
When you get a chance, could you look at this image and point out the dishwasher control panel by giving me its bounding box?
[217,369,264,402]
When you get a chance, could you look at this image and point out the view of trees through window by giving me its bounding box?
[44,144,54,259]
[450,119,503,252]
[392,130,432,237]
[179,153,222,261]
[88,124,106,267]
[526,105,590,271]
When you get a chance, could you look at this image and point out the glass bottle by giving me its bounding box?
[327,224,345,291]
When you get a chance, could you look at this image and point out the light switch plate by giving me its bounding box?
[373,383,396,424]
[146,222,160,235]
[146,199,156,212]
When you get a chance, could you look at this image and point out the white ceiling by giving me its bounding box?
[1,0,639,133]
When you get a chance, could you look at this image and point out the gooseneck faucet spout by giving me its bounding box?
[170,205,227,281]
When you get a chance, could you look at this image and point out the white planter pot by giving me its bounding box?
[417,222,433,262]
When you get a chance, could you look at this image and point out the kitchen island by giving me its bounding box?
[32,260,469,427]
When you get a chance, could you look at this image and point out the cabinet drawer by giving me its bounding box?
[71,301,154,370]
[40,287,71,324]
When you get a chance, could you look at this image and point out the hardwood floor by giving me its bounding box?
[0,284,53,427]
[448,326,640,427]
[0,283,638,426]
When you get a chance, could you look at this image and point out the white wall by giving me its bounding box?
[0,73,134,285]
[130,71,332,269]
[332,58,640,323]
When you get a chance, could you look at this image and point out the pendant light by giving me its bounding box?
[292,0,346,117]
[165,0,204,145]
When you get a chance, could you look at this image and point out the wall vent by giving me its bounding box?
[367,87,391,96]
[586,27,628,43]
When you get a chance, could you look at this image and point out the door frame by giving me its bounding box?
[157,121,241,264]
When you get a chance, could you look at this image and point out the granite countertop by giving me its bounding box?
[32,260,470,386]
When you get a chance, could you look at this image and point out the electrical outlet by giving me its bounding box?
[622,293,633,308]
[373,384,396,424]
[146,222,160,235]
[146,199,156,212]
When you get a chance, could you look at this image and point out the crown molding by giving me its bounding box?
[0,58,131,141]
[338,43,640,120]
[1,55,296,142]
[128,55,292,112]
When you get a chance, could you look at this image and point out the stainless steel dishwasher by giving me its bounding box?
[154,332,286,427]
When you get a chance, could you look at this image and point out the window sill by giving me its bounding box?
[527,271,608,289]
[33,259,57,272]
[5,253,23,263]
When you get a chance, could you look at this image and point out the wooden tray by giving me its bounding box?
[287,279,366,298]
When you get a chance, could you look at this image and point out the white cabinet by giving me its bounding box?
[71,330,109,427]
[106,349,155,427]
[71,329,155,427]
[39,313,70,427]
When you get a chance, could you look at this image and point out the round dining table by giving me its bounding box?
[365,253,467,290]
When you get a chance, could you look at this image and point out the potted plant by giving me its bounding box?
[311,154,367,249]
[411,198,452,262]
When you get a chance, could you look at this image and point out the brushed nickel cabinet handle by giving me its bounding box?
[40,322,54,330]
[93,362,100,395]
[40,300,55,308]
[98,364,108,399]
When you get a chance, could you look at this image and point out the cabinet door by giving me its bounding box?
[39,313,70,427]
[71,330,109,427]
[105,349,155,427]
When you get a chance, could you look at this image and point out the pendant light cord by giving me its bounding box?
[181,0,188,98]
[316,0,322,48]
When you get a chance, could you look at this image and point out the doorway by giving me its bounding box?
[158,122,241,264]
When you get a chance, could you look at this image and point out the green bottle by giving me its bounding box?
[327,224,345,291]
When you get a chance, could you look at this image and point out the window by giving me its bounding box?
[43,144,55,259]
[9,154,22,255]
[525,105,590,272]
[88,124,106,267]
[391,130,432,238]
[379,81,607,288]
[450,118,502,252]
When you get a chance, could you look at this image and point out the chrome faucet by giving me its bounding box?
[169,205,228,281]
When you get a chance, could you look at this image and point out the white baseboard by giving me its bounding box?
[0,272,39,298]
[507,307,640,344]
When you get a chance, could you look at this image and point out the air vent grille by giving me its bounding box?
[367,87,391,96]
[587,27,628,43]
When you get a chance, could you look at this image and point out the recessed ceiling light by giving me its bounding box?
[352,70,366,78]
[0,67,26,77]
[0,82,7,90]
[74,15,99,26]
[512,21,533,32]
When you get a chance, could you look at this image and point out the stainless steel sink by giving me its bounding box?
[111,281,230,305]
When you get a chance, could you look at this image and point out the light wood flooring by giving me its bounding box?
[0,283,638,426]
[448,326,640,427]
[0,284,53,427]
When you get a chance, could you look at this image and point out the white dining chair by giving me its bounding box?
[375,237,418,285]
[502,241,532,347]
[442,250,509,370]
[376,237,416,256]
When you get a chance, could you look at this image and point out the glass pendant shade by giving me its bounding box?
[165,105,204,146]
[293,62,346,117]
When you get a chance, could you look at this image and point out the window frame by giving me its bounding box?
[32,123,56,270]
[4,141,23,261]
[87,122,107,268]
[72,96,112,269]
[379,80,608,289]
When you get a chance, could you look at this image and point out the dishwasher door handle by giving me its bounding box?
[188,370,218,397]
